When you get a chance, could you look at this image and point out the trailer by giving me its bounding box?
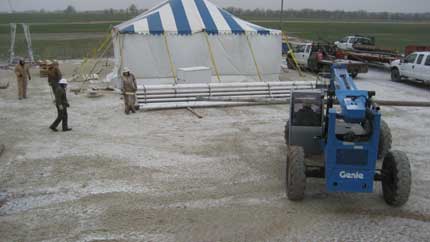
[334,35,402,66]
[288,42,368,78]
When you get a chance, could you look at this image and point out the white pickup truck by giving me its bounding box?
[334,35,374,50]
[390,52,430,84]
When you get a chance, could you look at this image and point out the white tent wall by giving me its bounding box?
[209,34,257,78]
[112,32,282,87]
[169,33,212,71]
[209,34,282,81]
[248,34,283,81]
[123,34,172,79]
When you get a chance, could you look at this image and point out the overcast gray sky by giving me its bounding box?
[1,0,430,13]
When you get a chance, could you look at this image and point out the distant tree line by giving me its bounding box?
[225,7,430,21]
[63,4,146,16]
[4,4,147,16]
[4,5,430,21]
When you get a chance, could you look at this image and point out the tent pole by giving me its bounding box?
[245,33,263,81]
[203,31,221,83]
[119,33,125,74]
[163,33,177,83]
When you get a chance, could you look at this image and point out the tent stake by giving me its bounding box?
[186,107,203,119]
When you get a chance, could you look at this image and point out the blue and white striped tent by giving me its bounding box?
[112,0,282,85]
[115,0,280,35]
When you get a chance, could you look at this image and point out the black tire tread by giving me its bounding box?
[286,146,306,201]
[391,68,401,82]
[378,119,392,159]
[382,150,411,207]
[284,119,290,145]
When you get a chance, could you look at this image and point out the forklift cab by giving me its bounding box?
[288,90,324,155]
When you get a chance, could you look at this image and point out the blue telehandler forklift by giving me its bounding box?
[285,64,411,206]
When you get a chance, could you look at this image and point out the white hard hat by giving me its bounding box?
[59,78,68,85]
[123,67,131,73]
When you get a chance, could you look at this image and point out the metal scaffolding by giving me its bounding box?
[8,23,35,64]
[8,23,16,64]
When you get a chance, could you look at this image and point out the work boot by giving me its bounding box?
[50,126,58,132]
[63,128,72,132]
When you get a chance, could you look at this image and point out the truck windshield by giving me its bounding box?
[295,45,306,53]
[358,38,372,45]
[405,54,417,63]
[339,37,348,43]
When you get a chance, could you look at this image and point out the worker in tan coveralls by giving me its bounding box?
[47,60,62,93]
[14,59,31,100]
[121,68,137,115]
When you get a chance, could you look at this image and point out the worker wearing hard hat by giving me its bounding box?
[14,59,31,100]
[47,60,62,93]
[50,78,72,132]
[121,67,137,115]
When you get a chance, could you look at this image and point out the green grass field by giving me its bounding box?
[0,13,429,61]
[264,21,430,52]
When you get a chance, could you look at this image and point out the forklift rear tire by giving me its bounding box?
[381,150,411,207]
[286,146,306,201]
[284,119,290,145]
[378,120,392,159]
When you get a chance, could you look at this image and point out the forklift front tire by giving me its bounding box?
[286,146,306,201]
[381,150,411,207]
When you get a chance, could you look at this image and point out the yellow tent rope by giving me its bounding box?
[283,33,304,77]
[203,31,221,82]
[79,29,113,76]
[163,33,177,82]
[245,34,263,81]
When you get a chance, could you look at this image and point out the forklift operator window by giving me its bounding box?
[292,95,322,127]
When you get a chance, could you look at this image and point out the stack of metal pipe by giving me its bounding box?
[136,81,316,104]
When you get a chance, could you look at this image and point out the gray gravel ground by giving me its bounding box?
[0,65,429,242]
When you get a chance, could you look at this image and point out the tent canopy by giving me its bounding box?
[114,0,281,35]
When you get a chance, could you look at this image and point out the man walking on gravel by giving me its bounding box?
[50,79,72,132]
[14,59,31,100]
[121,68,137,115]
[47,60,62,94]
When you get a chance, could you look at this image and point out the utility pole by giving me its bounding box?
[8,0,14,13]
[280,0,304,77]
[279,0,284,31]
